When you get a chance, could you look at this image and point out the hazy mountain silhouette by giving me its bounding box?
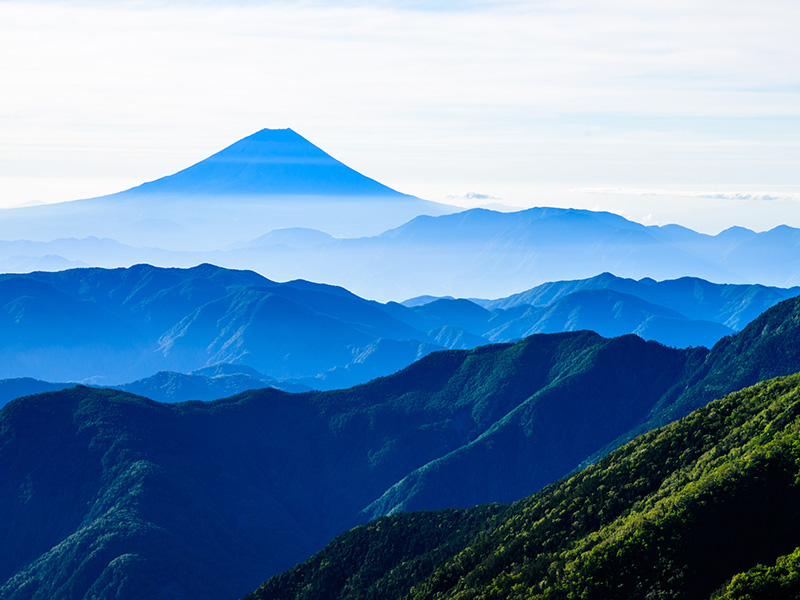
[87,206,800,300]
[3,200,800,298]
[0,265,794,388]
[0,265,795,389]
[0,129,454,248]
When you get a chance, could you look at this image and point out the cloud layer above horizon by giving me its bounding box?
[1,0,799,232]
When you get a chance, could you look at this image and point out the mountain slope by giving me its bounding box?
[0,264,443,386]
[0,331,696,600]
[3,264,780,388]
[4,292,800,599]
[249,371,800,600]
[0,130,453,246]
[121,128,405,198]
[487,271,799,330]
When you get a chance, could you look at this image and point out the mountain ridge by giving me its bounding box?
[4,294,800,598]
[0,264,795,390]
[248,371,800,600]
[3,204,800,296]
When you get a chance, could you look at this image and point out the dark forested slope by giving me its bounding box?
[0,332,694,600]
[250,372,800,600]
[4,296,800,599]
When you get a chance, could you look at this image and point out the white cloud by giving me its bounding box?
[0,0,799,229]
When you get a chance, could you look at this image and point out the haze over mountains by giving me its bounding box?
[2,294,800,599]
[3,208,800,300]
[0,129,453,249]
[2,127,800,600]
[1,129,800,300]
[0,264,796,400]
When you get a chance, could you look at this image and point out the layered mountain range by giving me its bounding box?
[3,209,800,300]
[1,129,799,300]
[2,128,800,600]
[2,294,800,599]
[0,264,796,394]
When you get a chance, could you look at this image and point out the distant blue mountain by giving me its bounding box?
[0,366,310,410]
[482,288,733,348]
[181,207,800,299]
[2,152,800,296]
[119,128,406,198]
[0,264,794,390]
[0,264,443,385]
[0,129,454,247]
[482,272,800,330]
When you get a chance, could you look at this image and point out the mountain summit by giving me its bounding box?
[122,128,406,197]
[0,129,454,246]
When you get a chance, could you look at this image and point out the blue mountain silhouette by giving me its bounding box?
[120,128,408,198]
[0,129,454,246]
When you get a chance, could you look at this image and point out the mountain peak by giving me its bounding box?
[121,128,407,198]
[216,128,338,163]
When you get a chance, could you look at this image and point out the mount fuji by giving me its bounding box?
[0,129,454,249]
[118,128,408,198]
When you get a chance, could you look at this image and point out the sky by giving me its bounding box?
[2,0,800,233]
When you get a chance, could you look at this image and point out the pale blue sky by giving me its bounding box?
[1,0,799,233]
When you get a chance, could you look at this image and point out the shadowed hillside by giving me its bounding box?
[3,295,800,598]
[249,372,800,600]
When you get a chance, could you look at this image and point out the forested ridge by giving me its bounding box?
[250,372,800,600]
[3,295,800,599]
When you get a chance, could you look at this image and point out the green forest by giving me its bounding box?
[249,372,800,600]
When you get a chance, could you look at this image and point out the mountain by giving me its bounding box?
[0,264,446,385]
[121,128,403,198]
[482,288,733,348]
[4,295,800,599]
[485,271,799,330]
[4,204,800,299]
[113,368,310,401]
[249,371,800,600]
[579,289,800,467]
[206,207,800,299]
[0,129,454,248]
[0,367,309,411]
[0,378,75,407]
[0,265,794,387]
